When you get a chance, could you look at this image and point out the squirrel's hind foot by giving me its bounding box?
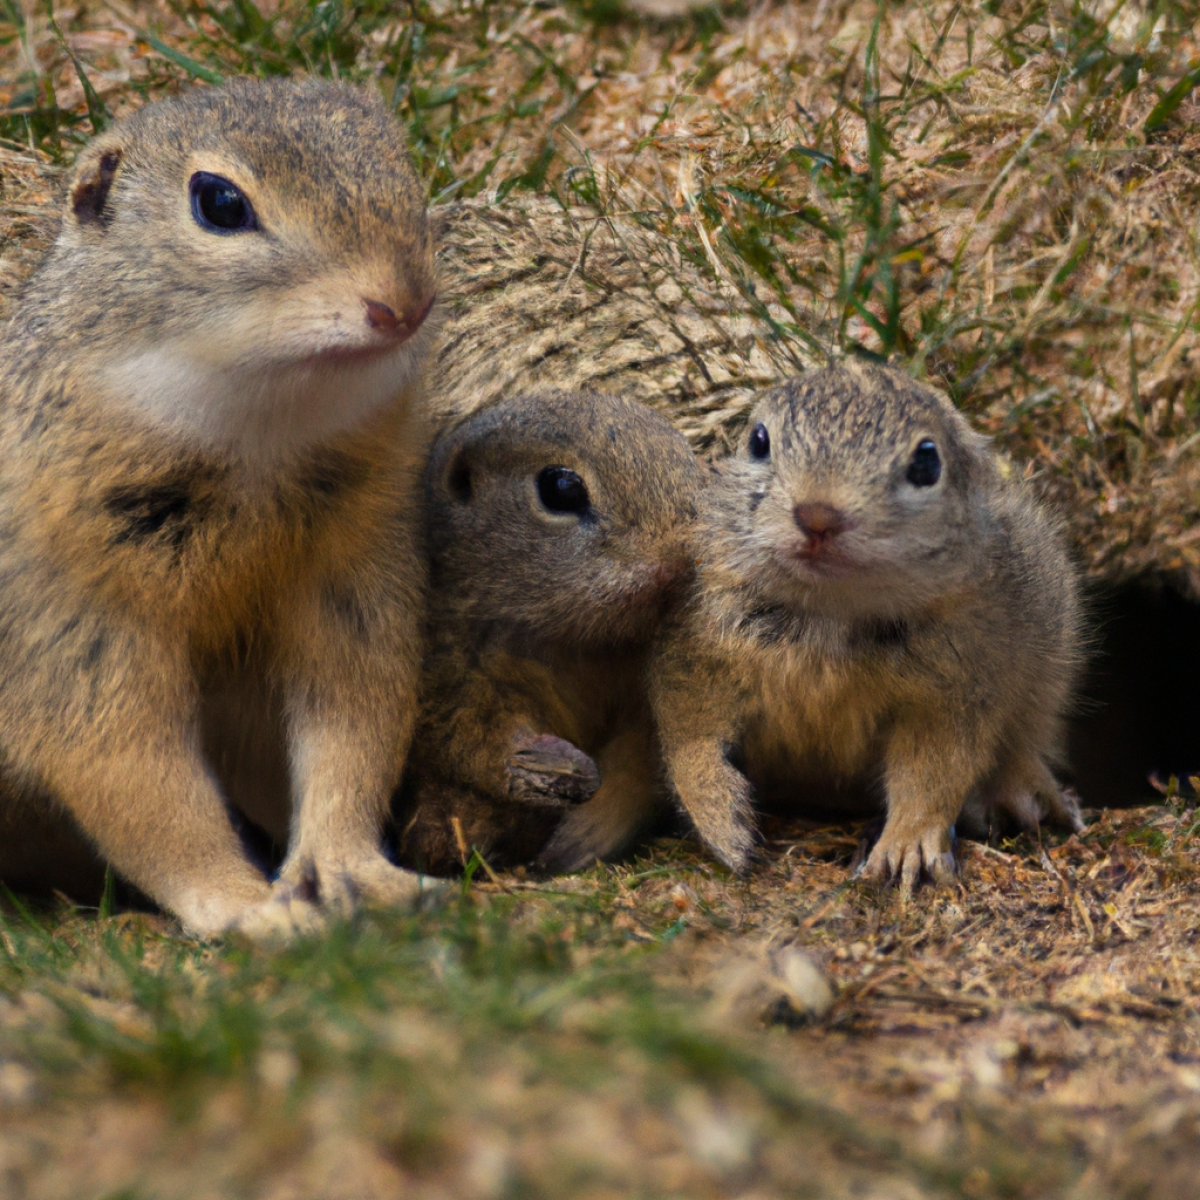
[507,734,601,808]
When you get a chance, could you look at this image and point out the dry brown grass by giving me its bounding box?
[655,800,1200,1197]
[425,0,1200,590]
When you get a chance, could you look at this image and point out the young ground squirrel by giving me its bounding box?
[393,391,701,875]
[0,78,438,935]
[650,363,1084,888]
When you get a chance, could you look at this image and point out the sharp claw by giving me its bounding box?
[928,850,957,883]
[856,823,958,890]
[227,893,325,942]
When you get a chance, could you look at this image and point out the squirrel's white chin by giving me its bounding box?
[100,331,432,460]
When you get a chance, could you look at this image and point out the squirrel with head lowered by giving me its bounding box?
[0,78,439,936]
[395,389,701,875]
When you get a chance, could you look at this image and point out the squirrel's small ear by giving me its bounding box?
[70,144,122,227]
[442,443,473,503]
[427,431,476,506]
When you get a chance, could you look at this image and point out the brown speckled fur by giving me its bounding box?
[0,78,438,936]
[394,391,702,875]
[650,363,1085,888]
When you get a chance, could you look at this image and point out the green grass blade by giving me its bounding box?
[139,32,225,85]
[1144,59,1200,133]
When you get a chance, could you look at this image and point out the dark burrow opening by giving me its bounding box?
[1068,575,1200,808]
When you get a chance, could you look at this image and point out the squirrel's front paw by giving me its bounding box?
[225,891,325,941]
[533,802,626,874]
[667,752,759,874]
[507,734,601,808]
[278,851,448,918]
[694,806,757,875]
[858,821,956,891]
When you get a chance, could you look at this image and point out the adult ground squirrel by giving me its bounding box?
[394,391,701,875]
[650,364,1084,888]
[0,78,437,935]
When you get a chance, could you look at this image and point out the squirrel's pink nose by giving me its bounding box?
[363,299,400,332]
[793,502,847,541]
[362,293,435,343]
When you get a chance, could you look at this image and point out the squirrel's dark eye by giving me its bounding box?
[749,423,770,459]
[906,439,941,488]
[189,172,257,234]
[536,466,590,514]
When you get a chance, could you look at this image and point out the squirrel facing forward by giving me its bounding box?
[394,391,701,876]
[650,364,1085,887]
[0,78,438,935]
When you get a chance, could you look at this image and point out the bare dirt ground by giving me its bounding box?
[1,1,1200,1196]
[1,804,1197,1199]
